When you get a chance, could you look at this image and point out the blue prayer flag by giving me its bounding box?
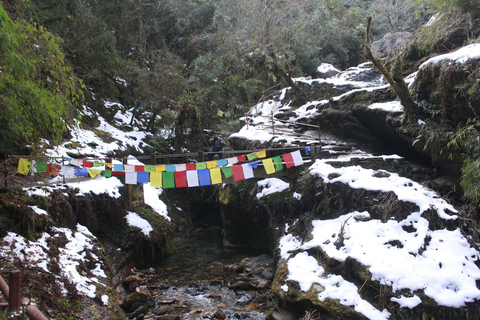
[137,172,150,183]
[198,169,211,186]
[165,165,176,172]
[75,167,89,177]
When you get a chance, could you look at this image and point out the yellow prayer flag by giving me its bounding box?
[150,172,163,187]
[88,169,101,178]
[104,163,113,168]
[155,164,166,172]
[262,158,276,174]
[17,158,32,176]
[256,150,267,158]
[217,110,224,117]
[210,168,223,185]
[207,160,217,169]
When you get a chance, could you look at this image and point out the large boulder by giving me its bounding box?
[371,32,412,55]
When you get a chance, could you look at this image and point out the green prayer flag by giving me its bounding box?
[144,165,156,172]
[272,156,284,171]
[196,162,207,170]
[163,172,176,188]
[224,111,230,118]
[246,152,257,161]
[101,170,112,178]
[93,161,103,167]
[36,161,47,172]
[221,166,233,179]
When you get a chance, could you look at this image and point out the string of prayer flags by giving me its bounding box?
[242,163,254,179]
[88,169,101,178]
[186,170,199,187]
[137,172,150,184]
[272,156,284,171]
[221,166,233,179]
[198,169,211,186]
[196,162,207,170]
[102,170,112,178]
[246,152,257,161]
[83,160,93,168]
[166,165,176,172]
[262,158,276,174]
[231,165,245,182]
[145,165,156,172]
[186,163,197,171]
[17,158,32,175]
[207,160,217,169]
[163,172,175,188]
[175,171,188,188]
[125,172,137,185]
[150,172,163,187]
[210,168,223,185]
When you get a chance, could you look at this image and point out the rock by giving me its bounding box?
[261,270,274,280]
[153,305,169,315]
[122,291,151,311]
[128,305,147,319]
[213,310,227,319]
[231,281,255,291]
[371,32,411,55]
[236,293,256,306]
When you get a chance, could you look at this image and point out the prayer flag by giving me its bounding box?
[17,158,32,175]
[105,163,113,168]
[221,166,233,179]
[227,157,238,166]
[198,169,211,186]
[196,162,207,170]
[262,159,276,174]
[144,165,156,172]
[150,172,162,187]
[176,164,187,172]
[242,163,254,179]
[282,153,295,168]
[186,163,197,171]
[175,171,187,188]
[272,156,283,171]
[125,172,137,185]
[137,172,150,183]
[210,168,222,185]
[66,157,72,163]
[186,170,199,187]
[124,165,135,172]
[113,164,124,171]
[291,150,304,166]
[248,160,261,169]
[207,160,217,169]
[224,111,230,118]
[47,164,61,177]
[256,150,267,158]
[102,170,112,178]
[155,165,166,172]
[135,165,145,172]
[88,169,101,178]
[75,167,89,177]
[230,108,234,115]
[70,159,83,167]
[246,152,257,161]
[165,165,176,172]
[304,147,311,156]
[216,159,228,167]
[83,160,93,168]
[237,155,246,162]
[231,165,245,182]
[112,171,125,176]
[163,172,175,188]
[36,161,47,172]
[217,110,224,117]
[93,161,103,167]
[61,165,75,176]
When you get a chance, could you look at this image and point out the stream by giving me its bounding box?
[135,226,275,320]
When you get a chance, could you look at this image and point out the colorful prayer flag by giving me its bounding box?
[210,168,222,185]
[242,163,254,179]
[36,161,47,172]
[186,163,197,171]
[237,155,246,162]
[144,165,156,172]
[17,158,32,175]
[282,153,295,169]
[231,165,245,181]
[207,160,217,169]
[196,162,207,170]
[83,160,93,168]
[61,165,75,176]
[124,165,135,172]
[175,171,187,188]
[93,161,103,167]
[221,166,233,179]
[198,169,211,186]
[248,161,261,169]
[112,171,125,176]
[186,170,199,187]
[70,159,83,167]
[125,172,137,185]
[163,172,175,188]
[104,163,113,168]
[150,172,163,187]
[246,152,257,161]
[75,167,89,177]
[291,150,304,166]
[176,164,187,172]
[113,164,124,171]
[165,165,176,172]
[226,157,238,166]
[217,110,224,117]
[102,170,112,178]
[135,165,145,172]
[137,172,150,183]
[256,150,267,158]
[47,164,61,177]
[262,158,276,174]
[155,165,166,172]
[216,159,228,167]
[272,156,284,171]
[88,169,101,178]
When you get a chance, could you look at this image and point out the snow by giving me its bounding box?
[126,211,153,236]
[368,101,403,112]
[256,178,289,199]
[143,185,170,221]
[420,43,480,69]
[317,63,340,73]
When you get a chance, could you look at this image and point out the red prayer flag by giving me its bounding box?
[237,155,246,162]
[282,153,295,169]
[83,160,93,168]
[175,171,188,188]
[186,163,197,171]
[47,164,61,177]
[135,165,145,172]
[112,171,125,176]
[231,165,245,182]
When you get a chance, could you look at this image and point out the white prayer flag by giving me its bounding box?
[186,170,200,187]
[242,163,254,179]
[125,172,137,185]
[176,164,187,172]
[124,165,135,172]
[291,150,304,166]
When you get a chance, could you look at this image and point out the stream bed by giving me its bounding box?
[130,226,275,320]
